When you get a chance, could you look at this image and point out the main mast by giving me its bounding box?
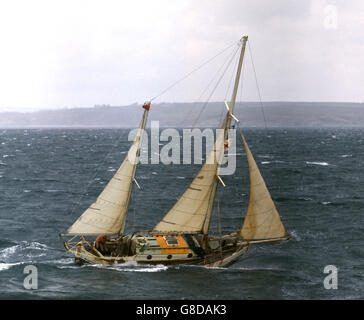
[226,34,248,128]
[201,35,249,238]
[153,35,249,248]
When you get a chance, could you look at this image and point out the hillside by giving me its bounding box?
[1,102,364,128]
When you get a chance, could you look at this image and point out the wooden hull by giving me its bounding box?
[64,236,249,268]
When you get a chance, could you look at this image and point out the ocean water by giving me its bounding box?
[0,127,363,300]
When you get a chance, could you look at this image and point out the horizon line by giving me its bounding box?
[1,100,364,114]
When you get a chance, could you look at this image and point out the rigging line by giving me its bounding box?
[133,189,136,232]
[125,196,155,233]
[218,43,241,127]
[237,45,246,110]
[217,187,223,258]
[218,101,225,128]
[220,42,246,127]
[180,43,239,126]
[69,130,127,217]
[247,40,268,132]
[224,44,241,101]
[181,45,236,127]
[237,124,250,229]
[201,181,218,235]
[217,187,222,236]
[247,40,277,172]
[229,54,246,200]
[224,47,247,217]
[150,41,238,102]
[192,44,241,129]
[192,44,240,129]
[126,181,136,233]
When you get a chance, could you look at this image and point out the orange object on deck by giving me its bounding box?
[154,235,190,254]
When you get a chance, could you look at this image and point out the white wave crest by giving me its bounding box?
[0,262,24,271]
[110,264,168,273]
[47,258,74,265]
[102,261,168,273]
[0,241,51,262]
[321,201,332,205]
[306,161,329,166]
[58,260,169,273]
[289,230,301,241]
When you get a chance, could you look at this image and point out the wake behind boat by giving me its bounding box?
[59,35,290,267]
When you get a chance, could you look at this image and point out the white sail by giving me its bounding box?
[65,105,149,235]
[153,123,226,233]
[239,132,287,240]
[154,35,249,235]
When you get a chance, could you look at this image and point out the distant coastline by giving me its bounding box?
[1,102,364,128]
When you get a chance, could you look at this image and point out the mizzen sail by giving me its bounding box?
[239,131,287,240]
[65,103,150,236]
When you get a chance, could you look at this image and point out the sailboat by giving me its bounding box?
[60,35,290,268]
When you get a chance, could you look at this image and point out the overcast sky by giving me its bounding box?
[0,0,363,112]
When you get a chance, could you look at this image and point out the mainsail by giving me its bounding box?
[153,35,249,234]
[239,132,287,240]
[153,118,227,233]
[65,103,150,236]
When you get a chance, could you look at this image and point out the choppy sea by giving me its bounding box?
[0,127,363,300]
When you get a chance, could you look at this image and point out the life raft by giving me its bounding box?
[135,236,149,247]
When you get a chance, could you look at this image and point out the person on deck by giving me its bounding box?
[95,235,109,253]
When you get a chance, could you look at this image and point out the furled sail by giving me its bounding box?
[153,119,227,233]
[239,132,287,240]
[65,104,150,236]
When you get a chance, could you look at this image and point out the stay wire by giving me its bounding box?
[232,50,247,202]
[247,40,268,132]
[224,45,241,101]
[69,130,127,218]
[192,44,241,128]
[236,122,249,226]
[217,187,223,258]
[152,43,240,190]
[217,44,242,126]
[247,40,276,159]
[237,44,246,111]
[217,187,222,236]
[180,43,239,126]
[150,41,238,102]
